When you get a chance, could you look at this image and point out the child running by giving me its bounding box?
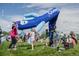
[8,22,18,50]
[30,28,36,50]
[28,28,36,50]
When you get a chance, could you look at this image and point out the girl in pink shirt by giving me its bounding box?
[9,24,18,50]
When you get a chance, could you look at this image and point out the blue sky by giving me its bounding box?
[0,3,79,16]
[0,3,79,33]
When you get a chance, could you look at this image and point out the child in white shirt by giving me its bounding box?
[28,28,35,50]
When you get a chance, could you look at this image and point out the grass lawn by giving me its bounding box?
[0,39,79,56]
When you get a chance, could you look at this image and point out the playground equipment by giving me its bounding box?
[16,8,60,46]
[16,8,60,30]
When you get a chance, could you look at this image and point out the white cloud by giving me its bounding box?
[10,15,24,22]
[36,9,48,15]
[24,4,63,8]
[0,19,12,32]
[26,4,54,8]
[56,8,79,33]
[0,15,24,32]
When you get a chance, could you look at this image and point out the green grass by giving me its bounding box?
[0,40,79,56]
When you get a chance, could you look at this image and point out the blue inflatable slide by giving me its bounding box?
[16,8,60,46]
[16,8,60,30]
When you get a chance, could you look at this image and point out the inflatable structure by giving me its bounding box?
[16,8,60,30]
[16,8,60,46]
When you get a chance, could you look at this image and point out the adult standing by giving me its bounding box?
[45,29,49,46]
[0,26,2,47]
[53,30,60,48]
[49,24,56,47]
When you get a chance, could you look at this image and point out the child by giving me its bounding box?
[9,23,18,50]
[30,29,35,50]
[27,29,35,50]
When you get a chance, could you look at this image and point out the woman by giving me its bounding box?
[66,35,73,48]
[70,31,77,46]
